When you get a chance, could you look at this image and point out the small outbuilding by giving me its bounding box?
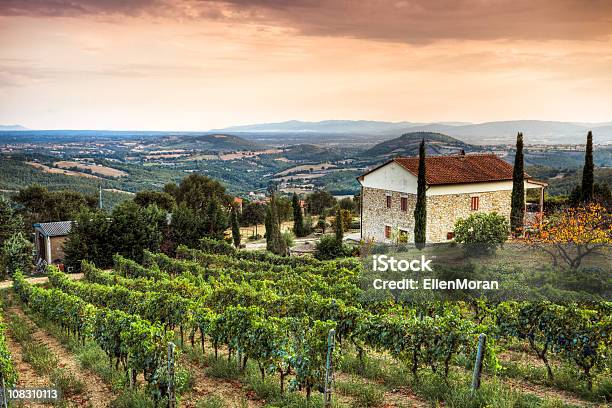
[33,221,72,264]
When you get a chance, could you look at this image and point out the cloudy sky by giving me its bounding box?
[1,0,611,130]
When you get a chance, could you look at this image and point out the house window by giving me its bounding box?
[400,196,408,212]
[447,231,455,240]
[399,229,408,243]
[471,196,479,211]
[386,194,392,208]
[384,225,391,239]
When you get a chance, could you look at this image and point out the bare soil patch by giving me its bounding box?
[0,273,83,290]
[26,162,99,179]
[55,161,128,178]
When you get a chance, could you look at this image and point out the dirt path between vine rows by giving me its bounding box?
[501,378,600,407]
[0,273,83,289]
[3,324,51,408]
[8,303,112,408]
[178,353,265,408]
[335,372,429,408]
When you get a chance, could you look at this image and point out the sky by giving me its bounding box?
[1,0,612,130]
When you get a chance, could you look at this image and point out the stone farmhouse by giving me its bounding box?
[357,153,547,243]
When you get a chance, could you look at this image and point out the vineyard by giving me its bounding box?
[0,242,610,407]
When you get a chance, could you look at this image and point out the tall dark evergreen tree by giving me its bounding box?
[413,139,427,249]
[203,197,228,240]
[292,193,306,237]
[510,132,525,235]
[581,131,594,203]
[231,207,241,248]
[266,195,288,256]
[334,207,344,243]
[264,205,272,245]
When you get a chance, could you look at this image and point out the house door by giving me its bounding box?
[37,233,46,262]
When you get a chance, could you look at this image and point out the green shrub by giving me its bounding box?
[282,231,295,248]
[314,235,352,260]
[1,232,33,275]
[453,212,509,255]
[199,238,236,255]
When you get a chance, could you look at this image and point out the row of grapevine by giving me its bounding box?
[116,253,361,307]
[48,267,194,340]
[77,251,612,392]
[83,260,211,299]
[189,244,612,389]
[73,264,489,382]
[176,246,360,284]
[198,237,361,269]
[495,301,611,389]
[49,266,340,399]
[13,271,174,400]
[0,300,17,389]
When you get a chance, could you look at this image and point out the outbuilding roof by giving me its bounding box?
[33,221,72,237]
[359,153,532,186]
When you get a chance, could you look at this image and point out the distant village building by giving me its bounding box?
[33,221,72,264]
[357,154,547,243]
[233,197,244,212]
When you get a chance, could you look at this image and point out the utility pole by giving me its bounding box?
[99,185,103,210]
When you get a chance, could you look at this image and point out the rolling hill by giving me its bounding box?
[167,133,263,151]
[361,132,474,158]
[280,144,347,161]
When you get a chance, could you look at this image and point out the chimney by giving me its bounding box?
[460,149,466,156]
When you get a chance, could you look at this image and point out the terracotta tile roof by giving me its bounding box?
[392,154,529,185]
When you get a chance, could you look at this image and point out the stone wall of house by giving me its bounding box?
[50,236,68,263]
[362,186,511,243]
[426,189,512,242]
[361,186,416,242]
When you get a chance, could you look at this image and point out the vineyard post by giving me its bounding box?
[167,342,176,408]
[1,375,7,408]
[471,333,487,392]
[324,329,336,408]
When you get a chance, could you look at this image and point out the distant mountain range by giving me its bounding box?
[3,119,611,145]
[214,120,612,145]
[0,125,28,130]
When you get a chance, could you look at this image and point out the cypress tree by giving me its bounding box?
[264,204,272,247]
[266,195,288,256]
[334,207,344,243]
[231,207,241,248]
[581,131,594,203]
[510,132,525,235]
[292,193,305,237]
[413,139,427,249]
